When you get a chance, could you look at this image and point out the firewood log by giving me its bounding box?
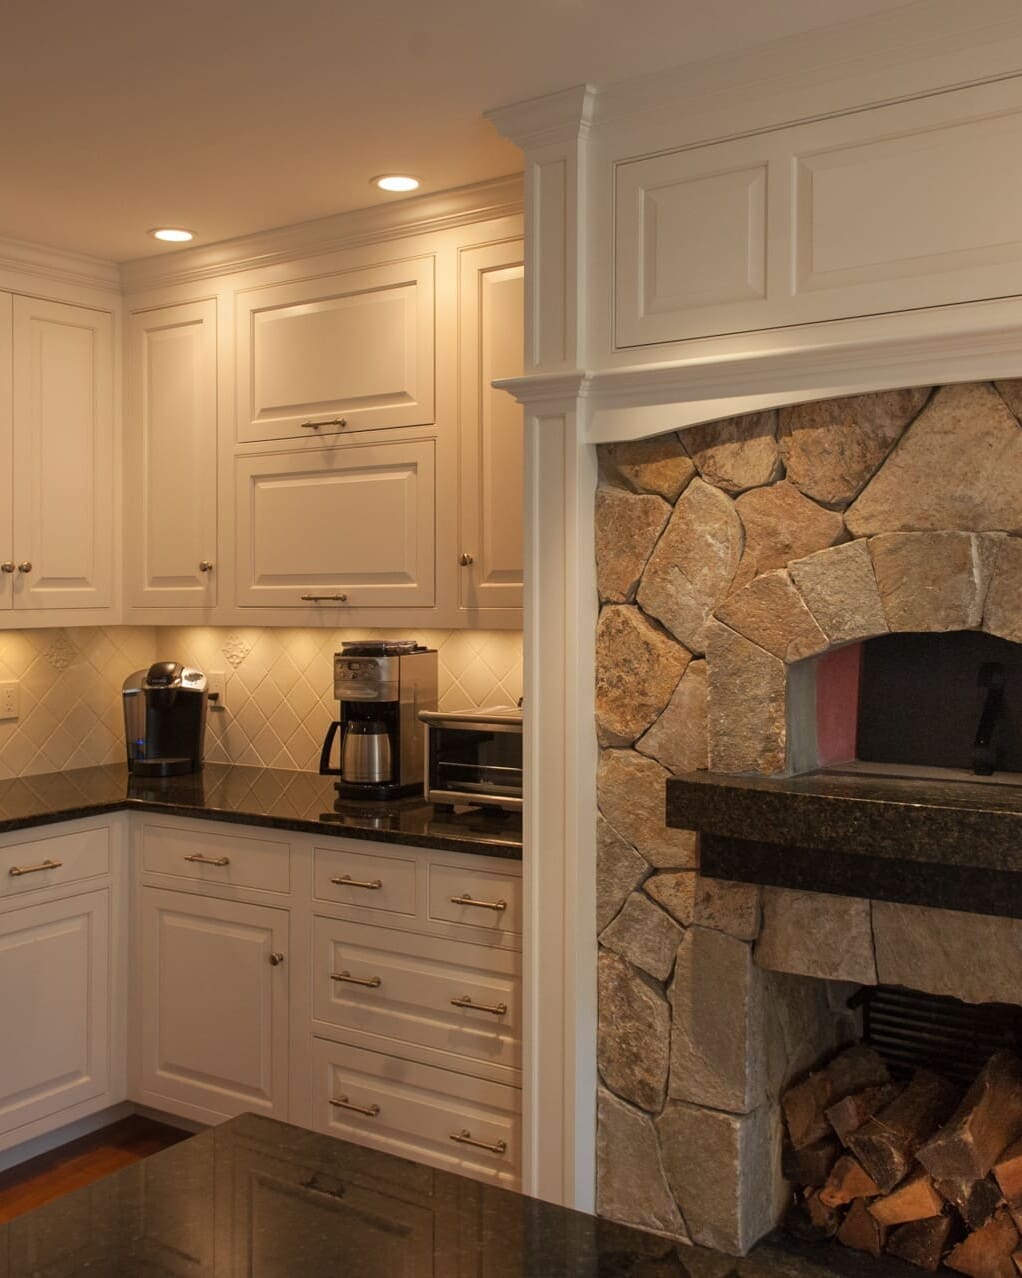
[919,1054,1022,1183]
[869,1168,946,1226]
[847,1070,959,1193]
[837,1197,889,1256]
[1010,1198,1022,1233]
[946,1207,1020,1278]
[782,1046,891,1150]
[783,1135,841,1188]
[938,1175,1005,1232]
[820,1155,883,1207]
[996,1141,1022,1202]
[887,1215,956,1272]
[1012,1252,1022,1277]
[806,1190,843,1238]
[827,1083,902,1145]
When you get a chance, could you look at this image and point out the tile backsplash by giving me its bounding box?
[0,626,522,779]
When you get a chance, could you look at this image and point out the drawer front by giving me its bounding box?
[313,918,521,1073]
[314,845,416,916]
[0,827,110,899]
[427,862,522,937]
[311,1039,520,1187]
[140,822,291,894]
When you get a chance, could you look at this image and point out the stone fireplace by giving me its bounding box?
[593,381,1022,1255]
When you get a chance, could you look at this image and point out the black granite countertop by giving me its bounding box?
[667,769,1022,917]
[0,1112,912,1278]
[0,763,522,859]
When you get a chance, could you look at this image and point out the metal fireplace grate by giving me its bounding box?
[853,985,1022,1085]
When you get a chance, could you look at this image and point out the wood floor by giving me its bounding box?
[0,1116,191,1225]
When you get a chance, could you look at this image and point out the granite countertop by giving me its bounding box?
[0,762,522,859]
[0,1111,899,1278]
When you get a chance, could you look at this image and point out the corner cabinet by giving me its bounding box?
[0,294,114,613]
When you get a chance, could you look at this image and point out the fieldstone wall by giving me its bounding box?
[593,380,1022,1254]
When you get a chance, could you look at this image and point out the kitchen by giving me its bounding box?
[3,0,1022,1273]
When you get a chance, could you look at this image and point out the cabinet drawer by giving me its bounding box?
[0,827,110,899]
[140,822,291,894]
[427,862,522,937]
[314,845,416,915]
[311,1039,520,1187]
[313,918,521,1075]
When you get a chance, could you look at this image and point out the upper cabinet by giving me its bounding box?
[235,259,435,444]
[0,294,114,613]
[125,300,218,609]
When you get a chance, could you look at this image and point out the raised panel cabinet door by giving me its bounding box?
[11,296,114,609]
[138,888,288,1120]
[458,243,524,612]
[0,890,110,1137]
[0,293,12,611]
[235,440,436,608]
[235,258,435,444]
[125,300,217,608]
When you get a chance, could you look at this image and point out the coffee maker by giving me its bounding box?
[122,662,207,777]
[319,641,437,800]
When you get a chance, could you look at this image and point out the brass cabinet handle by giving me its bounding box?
[9,858,62,877]
[331,970,382,988]
[459,552,474,566]
[301,594,349,603]
[331,874,382,890]
[199,560,214,572]
[17,562,31,573]
[449,893,507,912]
[450,994,508,1016]
[269,952,285,966]
[300,417,347,430]
[184,853,230,867]
[330,1095,380,1117]
[450,1129,507,1155]
[0,562,13,574]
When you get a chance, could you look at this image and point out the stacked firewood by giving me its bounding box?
[783,1046,1022,1276]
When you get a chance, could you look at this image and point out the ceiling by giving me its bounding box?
[3,0,917,263]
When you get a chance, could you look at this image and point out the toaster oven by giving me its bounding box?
[418,705,523,811]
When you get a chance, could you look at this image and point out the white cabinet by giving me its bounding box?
[124,300,217,608]
[0,295,114,611]
[458,242,524,613]
[137,887,289,1122]
[235,439,436,609]
[235,258,435,444]
[0,889,110,1139]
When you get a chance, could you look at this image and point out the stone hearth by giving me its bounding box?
[593,381,1022,1256]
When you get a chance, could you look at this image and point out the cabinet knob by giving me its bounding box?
[17,562,31,574]
[199,560,214,572]
[269,951,285,966]
[0,563,13,574]
[459,553,474,567]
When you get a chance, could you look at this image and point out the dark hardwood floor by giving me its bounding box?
[0,1116,192,1225]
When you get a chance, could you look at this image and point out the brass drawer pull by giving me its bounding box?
[184,853,230,867]
[449,893,507,912]
[300,417,347,430]
[9,858,62,877]
[300,594,349,603]
[450,995,508,1016]
[332,874,382,890]
[331,970,382,988]
[330,1095,380,1118]
[450,1129,507,1155]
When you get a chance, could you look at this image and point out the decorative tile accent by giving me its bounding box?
[221,633,253,668]
[43,630,78,671]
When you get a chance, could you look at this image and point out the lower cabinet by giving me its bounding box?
[0,889,110,1139]
[136,887,289,1122]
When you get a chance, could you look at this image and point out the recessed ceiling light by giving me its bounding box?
[372,175,420,193]
[148,227,194,243]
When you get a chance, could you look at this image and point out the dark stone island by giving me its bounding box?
[0,1112,925,1277]
[0,762,522,859]
[667,769,1022,919]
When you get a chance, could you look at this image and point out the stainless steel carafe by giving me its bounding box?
[340,720,393,785]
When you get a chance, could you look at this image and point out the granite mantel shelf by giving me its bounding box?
[666,770,1022,919]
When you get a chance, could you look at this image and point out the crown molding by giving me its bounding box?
[0,234,119,295]
[486,85,597,151]
[494,370,588,411]
[120,173,525,293]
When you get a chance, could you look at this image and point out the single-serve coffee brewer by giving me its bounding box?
[122,662,207,777]
[319,641,437,800]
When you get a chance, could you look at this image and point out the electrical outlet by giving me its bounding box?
[207,671,226,710]
[0,681,19,720]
